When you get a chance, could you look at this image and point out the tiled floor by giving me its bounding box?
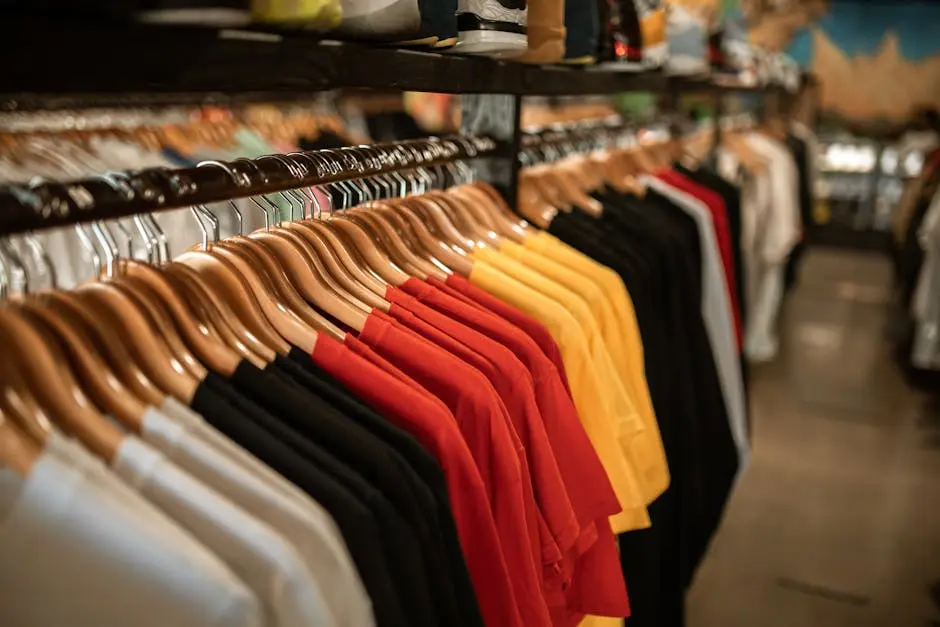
[687,248,940,627]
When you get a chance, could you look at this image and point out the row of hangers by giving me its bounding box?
[0,112,783,475]
[515,111,785,227]
[0,136,528,476]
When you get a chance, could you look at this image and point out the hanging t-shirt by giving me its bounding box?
[642,175,749,472]
[309,334,527,627]
[465,259,651,533]
[387,285,579,567]
[396,277,629,617]
[498,238,667,502]
[189,379,409,627]
[470,248,664,506]
[140,407,373,627]
[112,436,335,627]
[0,445,263,627]
[354,314,554,627]
[276,349,485,627]
[439,274,575,394]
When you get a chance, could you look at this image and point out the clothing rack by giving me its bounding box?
[0,10,800,237]
[0,135,497,236]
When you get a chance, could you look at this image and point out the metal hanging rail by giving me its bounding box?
[0,135,498,236]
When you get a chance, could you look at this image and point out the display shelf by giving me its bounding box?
[0,12,787,109]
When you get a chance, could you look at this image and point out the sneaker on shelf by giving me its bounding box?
[517,0,565,64]
[593,0,644,72]
[252,0,340,29]
[136,0,252,26]
[333,0,424,41]
[453,0,527,57]
[638,0,667,70]
[663,1,708,76]
[562,0,599,64]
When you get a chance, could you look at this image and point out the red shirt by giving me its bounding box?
[378,303,559,575]
[357,314,554,627]
[390,285,578,564]
[404,277,627,616]
[343,334,453,419]
[438,275,574,395]
[309,335,524,627]
[657,169,743,349]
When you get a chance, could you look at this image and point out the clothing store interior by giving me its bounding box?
[1,1,939,626]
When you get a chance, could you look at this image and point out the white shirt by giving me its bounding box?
[142,406,375,627]
[0,445,262,627]
[741,133,801,362]
[912,190,940,369]
[114,435,337,627]
[643,175,749,473]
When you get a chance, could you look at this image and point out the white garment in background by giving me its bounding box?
[912,190,940,369]
[113,436,337,627]
[142,406,375,627]
[642,175,749,472]
[741,133,801,363]
[0,447,262,627]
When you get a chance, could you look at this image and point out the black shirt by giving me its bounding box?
[547,186,741,627]
[274,350,484,627]
[189,379,408,627]
[214,364,441,627]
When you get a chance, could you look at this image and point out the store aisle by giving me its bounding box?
[687,248,940,627]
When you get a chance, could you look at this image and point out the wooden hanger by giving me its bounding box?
[118,260,253,370]
[220,237,346,340]
[15,299,148,431]
[247,229,370,332]
[0,405,41,476]
[294,218,389,293]
[449,184,526,243]
[517,173,560,228]
[260,188,374,314]
[39,291,166,406]
[75,282,200,404]
[266,223,374,313]
[324,215,410,286]
[376,203,474,276]
[180,244,318,354]
[350,206,445,279]
[0,308,124,463]
[0,336,53,444]
[286,220,391,310]
[170,254,292,355]
[430,189,501,247]
[107,279,208,380]
[396,195,476,252]
[550,160,604,217]
[116,272,241,376]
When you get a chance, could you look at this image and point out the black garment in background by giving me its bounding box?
[366,112,426,142]
[784,133,813,292]
[674,163,752,398]
[276,349,485,627]
[548,187,739,627]
[221,362,443,627]
[189,379,407,627]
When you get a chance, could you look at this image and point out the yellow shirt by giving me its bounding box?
[515,234,669,502]
[468,260,651,533]
[471,248,662,508]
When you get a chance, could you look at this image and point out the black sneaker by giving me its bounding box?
[562,0,599,64]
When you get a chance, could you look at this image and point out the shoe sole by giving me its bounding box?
[453,29,526,56]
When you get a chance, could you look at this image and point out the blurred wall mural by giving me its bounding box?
[709,0,940,124]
